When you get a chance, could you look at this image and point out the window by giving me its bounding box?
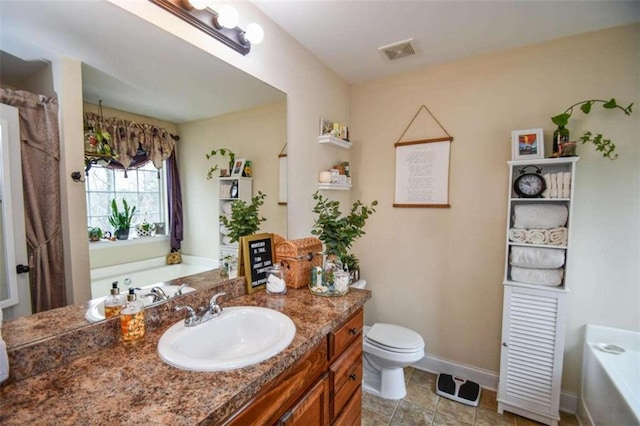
[85,162,166,237]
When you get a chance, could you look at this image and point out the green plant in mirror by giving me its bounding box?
[220,191,267,243]
[205,148,236,179]
[551,98,633,159]
[310,191,377,262]
[108,199,136,231]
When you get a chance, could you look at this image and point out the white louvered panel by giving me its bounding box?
[504,291,558,411]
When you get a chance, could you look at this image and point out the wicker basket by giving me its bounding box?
[275,237,323,289]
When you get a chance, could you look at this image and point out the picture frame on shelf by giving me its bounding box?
[231,158,246,177]
[319,117,333,136]
[512,128,544,160]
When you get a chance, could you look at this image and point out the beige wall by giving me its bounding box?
[178,101,287,259]
[351,24,639,394]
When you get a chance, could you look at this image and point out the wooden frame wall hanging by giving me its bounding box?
[394,105,453,208]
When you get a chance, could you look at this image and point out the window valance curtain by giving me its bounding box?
[84,112,177,170]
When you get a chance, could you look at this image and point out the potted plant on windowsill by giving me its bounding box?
[109,199,136,240]
[310,191,377,283]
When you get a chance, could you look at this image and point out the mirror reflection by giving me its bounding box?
[0,1,287,337]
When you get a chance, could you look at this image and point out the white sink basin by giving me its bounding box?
[85,284,195,322]
[158,306,296,372]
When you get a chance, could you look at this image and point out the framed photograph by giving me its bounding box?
[319,117,333,136]
[512,129,544,160]
[231,158,246,177]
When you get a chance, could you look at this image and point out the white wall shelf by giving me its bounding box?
[218,177,252,260]
[318,135,352,149]
[317,183,351,191]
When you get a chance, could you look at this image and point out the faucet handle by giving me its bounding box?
[209,291,227,307]
[175,305,200,327]
[175,283,187,296]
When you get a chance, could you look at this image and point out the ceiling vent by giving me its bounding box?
[378,38,418,62]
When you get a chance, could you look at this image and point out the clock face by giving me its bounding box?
[514,173,545,197]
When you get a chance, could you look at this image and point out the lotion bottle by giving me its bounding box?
[120,288,145,347]
[104,281,125,319]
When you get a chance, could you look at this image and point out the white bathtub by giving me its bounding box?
[90,255,218,299]
[578,324,640,426]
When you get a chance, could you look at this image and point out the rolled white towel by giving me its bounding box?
[526,229,549,245]
[220,224,230,236]
[510,266,564,286]
[222,236,233,245]
[509,228,527,243]
[548,227,568,246]
[550,173,558,198]
[510,246,565,269]
[542,173,550,198]
[513,204,568,229]
[562,172,571,198]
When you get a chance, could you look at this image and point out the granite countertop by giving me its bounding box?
[0,287,370,425]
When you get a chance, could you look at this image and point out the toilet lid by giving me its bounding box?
[366,323,424,351]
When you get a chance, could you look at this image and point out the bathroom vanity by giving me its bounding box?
[0,275,370,425]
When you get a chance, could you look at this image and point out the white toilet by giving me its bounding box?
[350,280,425,400]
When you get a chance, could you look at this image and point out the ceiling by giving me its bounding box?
[1,1,638,122]
[0,1,285,123]
[253,0,640,84]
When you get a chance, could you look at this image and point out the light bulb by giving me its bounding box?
[244,23,264,45]
[188,0,210,10]
[217,5,239,28]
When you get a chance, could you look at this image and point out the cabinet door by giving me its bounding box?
[498,286,566,416]
[280,375,330,426]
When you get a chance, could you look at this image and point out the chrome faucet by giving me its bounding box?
[174,291,227,327]
[141,286,170,303]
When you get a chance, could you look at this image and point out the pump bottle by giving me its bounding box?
[104,281,125,319]
[120,288,145,347]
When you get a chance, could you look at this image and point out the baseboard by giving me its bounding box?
[412,353,578,414]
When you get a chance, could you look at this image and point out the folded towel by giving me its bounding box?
[548,227,568,246]
[510,266,564,286]
[510,246,565,269]
[562,172,571,198]
[526,229,549,245]
[550,173,558,198]
[542,173,550,198]
[513,204,568,229]
[509,228,527,243]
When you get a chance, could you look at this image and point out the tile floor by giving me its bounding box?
[361,368,579,426]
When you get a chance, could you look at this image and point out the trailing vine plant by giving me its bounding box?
[551,98,633,159]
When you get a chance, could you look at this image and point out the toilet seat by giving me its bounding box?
[365,323,425,353]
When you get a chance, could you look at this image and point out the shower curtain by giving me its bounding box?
[0,89,66,313]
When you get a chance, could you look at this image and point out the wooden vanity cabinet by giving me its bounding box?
[222,308,364,426]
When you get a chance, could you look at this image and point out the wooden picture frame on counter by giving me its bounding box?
[239,233,275,294]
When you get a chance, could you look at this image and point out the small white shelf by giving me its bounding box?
[318,183,351,191]
[508,242,568,250]
[510,198,571,202]
[318,135,352,149]
[503,280,569,293]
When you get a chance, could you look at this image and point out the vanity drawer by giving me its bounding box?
[330,341,362,420]
[328,309,363,361]
[333,386,362,426]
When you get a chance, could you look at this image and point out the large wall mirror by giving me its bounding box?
[0,1,287,338]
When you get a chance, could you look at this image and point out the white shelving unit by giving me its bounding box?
[497,157,578,426]
[317,183,351,191]
[218,177,252,260]
[317,135,352,149]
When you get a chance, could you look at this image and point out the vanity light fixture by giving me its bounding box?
[149,0,264,55]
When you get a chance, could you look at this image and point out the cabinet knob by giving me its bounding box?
[502,342,508,347]
[349,327,358,335]
[349,373,357,381]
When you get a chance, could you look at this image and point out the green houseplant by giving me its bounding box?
[551,98,633,159]
[205,148,236,179]
[310,191,377,272]
[88,226,103,242]
[220,191,267,243]
[108,199,137,240]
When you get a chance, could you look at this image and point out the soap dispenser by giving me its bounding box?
[120,288,145,347]
[104,281,125,319]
